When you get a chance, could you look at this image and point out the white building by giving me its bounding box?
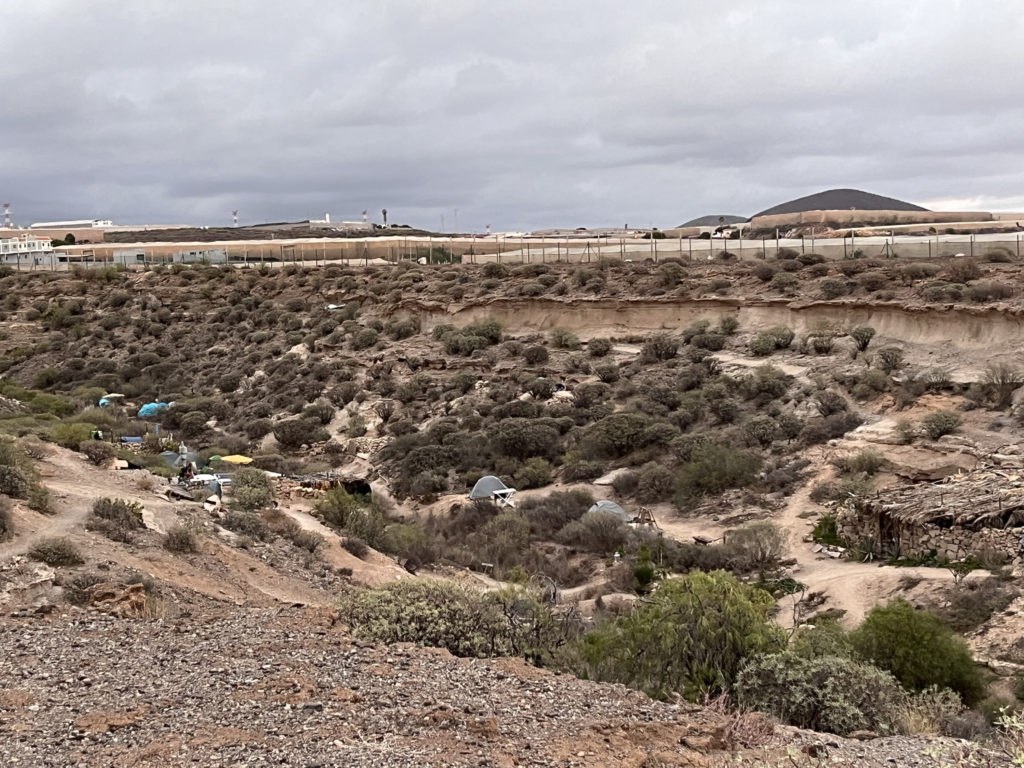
[30,219,113,229]
[0,232,55,265]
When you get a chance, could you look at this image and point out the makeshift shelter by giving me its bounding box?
[218,455,253,465]
[138,402,169,418]
[469,475,517,508]
[588,500,630,521]
[838,468,1024,560]
[158,449,198,470]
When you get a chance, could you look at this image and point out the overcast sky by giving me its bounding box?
[4,1,1024,231]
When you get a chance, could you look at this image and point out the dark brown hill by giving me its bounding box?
[753,189,928,217]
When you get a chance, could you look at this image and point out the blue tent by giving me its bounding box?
[138,402,169,418]
[98,398,111,408]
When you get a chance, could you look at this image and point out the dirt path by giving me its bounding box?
[1,447,171,560]
[279,502,409,586]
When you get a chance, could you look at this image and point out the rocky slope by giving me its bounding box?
[0,605,1009,768]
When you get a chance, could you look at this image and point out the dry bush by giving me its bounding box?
[28,537,84,567]
[945,258,983,282]
[163,524,199,554]
[0,497,12,541]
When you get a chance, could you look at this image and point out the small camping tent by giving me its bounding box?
[469,475,517,508]
[587,500,630,521]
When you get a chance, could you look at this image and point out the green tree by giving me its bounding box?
[569,571,784,701]
[851,598,985,705]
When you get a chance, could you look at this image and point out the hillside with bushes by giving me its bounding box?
[2,254,1024,764]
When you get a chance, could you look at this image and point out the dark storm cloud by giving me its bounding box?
[3,0,1024,230]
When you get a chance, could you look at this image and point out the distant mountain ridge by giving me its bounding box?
[753,189,928,218]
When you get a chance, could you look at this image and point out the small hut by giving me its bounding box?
[837,469,1024,560]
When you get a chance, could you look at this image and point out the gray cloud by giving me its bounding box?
[3,0,1024,230]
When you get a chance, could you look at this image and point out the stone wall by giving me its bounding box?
[838,510,1023,561]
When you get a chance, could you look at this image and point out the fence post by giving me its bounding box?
[970,234,974,258]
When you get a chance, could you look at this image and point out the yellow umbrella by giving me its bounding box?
[218,455,253,465]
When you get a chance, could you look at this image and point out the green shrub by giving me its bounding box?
[749,333,777,357]
[849,326,876,352]
[593,363,620,383]
[519,489,594,539]
[833,448,885,475]
[820,279,848,299]
[462,319,502,343]
[767,325,794,348]
[945,258,982,282]
[0,497,12,540]
[50,422,96,450]
[513,457,553,489]
[812,514,844,547]
[79,440,116,466]
[736,652,906,735]
[28,536,84,566]
[222,511,272,542]
[231,467,275,512]
[273,418,329,449]
[588,338,613,357]
[753,263,776,282]
[493,418,560,460]
[351,327,379,350]
[522,345,549,364]
[0,465,32,498]
[674,443,761,499]
[558,510,630,553]
[641,333,678,362]
[88,497,144,542]
[937,577,1016,633]
[875,346,904,373]
[982,362,1023,409]
[570,571,785,701]
[851,598,985,705]
[550,327,581,349]
[722,522,788,572]
[164,524,199,553]
[770,272,798,292]
[634,462,675,504]
[580,413,650,459]
[314,486,363,528]
[920,410,962,440]
[381,523,440,569]
[342,536,369,558]
[340,580,568,661]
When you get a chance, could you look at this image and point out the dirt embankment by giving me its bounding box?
[413,297,1024,351]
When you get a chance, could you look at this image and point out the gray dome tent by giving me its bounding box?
[588,500,630,521]
[468,475,517,508]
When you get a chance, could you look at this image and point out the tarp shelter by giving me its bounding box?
[138,402,169,418]
[469,475,517,508]
[159,450,198,469]
[588,500,630,521]
[218,455,253,465]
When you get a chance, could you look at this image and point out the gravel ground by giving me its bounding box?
[0,606,1013,768]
